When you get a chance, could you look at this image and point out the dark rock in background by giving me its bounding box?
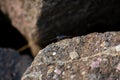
[0,48,32,80]
[22,32,120,80]
[36,0,120,46]
[1,0,120,56]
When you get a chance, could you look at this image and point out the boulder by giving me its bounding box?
[0,48,32,80]
[22,32,120,80]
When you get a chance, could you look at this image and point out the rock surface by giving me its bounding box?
[0,48,32,80]
[1,0,120,56]
[22,32,120,80]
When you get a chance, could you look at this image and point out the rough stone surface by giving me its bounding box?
[0,48,32,80]
[1,0,120,56]
[22,32,120,80]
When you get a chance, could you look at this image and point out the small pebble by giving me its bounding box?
[70,75,76,79]
[54,68,61,75]
[100,41,106,47]
[115,44,120,52]
[62,71,65,75]
[52,52,57,55]
[96,57,102,62]
[69,51,79,60]
[67,65,71,69]
[116,63,120,71]
[47,68,54,75]
[82,57,88,61]
[81,71,86,75]
[53,74,57,79]
[90,61,100,69]
[75,38,80,44]
[102,58,108,62]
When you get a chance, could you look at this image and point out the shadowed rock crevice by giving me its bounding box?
[36,0,120,47]
[0,11,29,54]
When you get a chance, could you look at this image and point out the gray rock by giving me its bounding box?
[0,48,32,80]
[22,32,120,80]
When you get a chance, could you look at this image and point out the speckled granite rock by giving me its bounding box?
[0,48,32,80]
[21,32,120,80]
[1,0,120,56]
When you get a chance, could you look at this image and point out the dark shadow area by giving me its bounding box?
[36,0,120,48]
[0,11,33,58]
[87,23,120,33]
